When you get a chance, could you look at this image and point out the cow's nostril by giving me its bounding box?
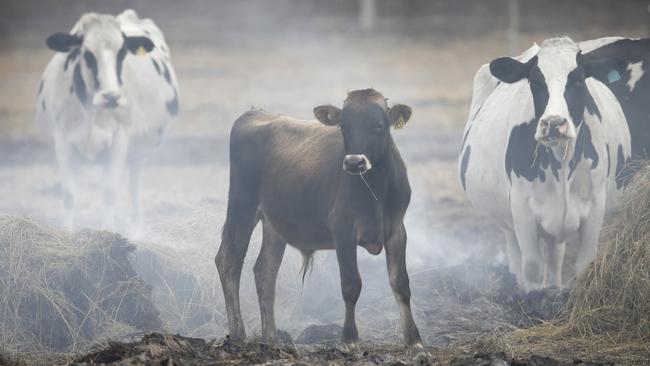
[103,93,119,103]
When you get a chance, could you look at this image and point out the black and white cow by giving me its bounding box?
[459,37,631,291]
[579,37,650,162]
[36,10,179,230]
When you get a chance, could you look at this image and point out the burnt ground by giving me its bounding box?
[61,332,591,366]
[0,2,648,365]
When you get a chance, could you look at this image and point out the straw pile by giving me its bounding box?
[483,163,650,364]
[0,217,162,354]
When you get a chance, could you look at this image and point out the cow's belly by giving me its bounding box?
[463,154,513,226]
[259,197,334,250]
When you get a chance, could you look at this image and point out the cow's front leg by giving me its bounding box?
[102,127,129,231]
[575,190,606,276]
[385,223,423,350]
[512,197,543,291]
[128,157,144,233]
[503,228,523,286]
[334,230,362,348]
[53,129,76,230]
[545,240,565,287]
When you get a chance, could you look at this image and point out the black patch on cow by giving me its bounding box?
[64,47,80,71]
[460,125,471,151]
[161,61,172,84]
[585,39,650,159]
[564,61,588,127]
[166,88,179,116]
[460,145,471,191]
[568,122,599,180]
[41,100,46,112]
[584,90,601,120]
[152,59,161,74]
[615,144,627,189]
[528,66,549,121]
[116,45,127,85]
[73,63,87,104]
[606,143,611,177]
[505,118,561,182]
[69,85,74,94]
[37,80,44,95]
[83,51,100,88]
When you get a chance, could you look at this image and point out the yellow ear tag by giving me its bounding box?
[394,116,406,129]
[136,45,147,56]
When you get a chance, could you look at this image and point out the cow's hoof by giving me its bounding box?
[407,344,434,365]
[342,341,360,355]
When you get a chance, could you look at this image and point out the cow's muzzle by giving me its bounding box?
[343,154,372,175]
[536,115,571,144]
[93,91,124,109]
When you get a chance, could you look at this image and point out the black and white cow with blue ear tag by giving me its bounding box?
[458,37,631,291]
[36,9,179,232]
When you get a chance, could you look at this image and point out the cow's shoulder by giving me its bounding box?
[467,43,539,123]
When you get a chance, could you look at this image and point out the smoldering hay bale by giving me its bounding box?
[0,216,162,353]
[562,163,650,340]
[482,162,650,363]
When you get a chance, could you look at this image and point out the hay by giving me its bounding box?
[479,163,650,364]
[0,217,162,354]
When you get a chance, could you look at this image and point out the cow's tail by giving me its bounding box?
[299,250,315,291]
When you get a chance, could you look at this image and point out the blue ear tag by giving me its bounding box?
[608,70,621,83]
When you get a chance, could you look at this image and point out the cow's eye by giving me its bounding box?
[373,123,384,133]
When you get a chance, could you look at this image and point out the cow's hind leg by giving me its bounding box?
[254,220,286,343]
[385,223,423,349]
[54,130,77,230]
[215,179,259,342]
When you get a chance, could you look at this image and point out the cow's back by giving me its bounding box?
[229,109,344,247]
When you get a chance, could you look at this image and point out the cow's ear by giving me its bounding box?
[46,33,82,52]
[389,104,412,129]
[581,53,627,84]
[314,105,342,126]
[490,55,537,83]
[124,35,154,55]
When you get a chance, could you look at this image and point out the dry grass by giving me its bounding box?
[477,163,650,364]
[0,217,161,357]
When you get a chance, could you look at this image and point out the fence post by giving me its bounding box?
[507,0,520,55]
[360,0,377,31]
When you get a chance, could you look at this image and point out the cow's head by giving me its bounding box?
[46,13,154,109]
[489,37,625,147]
[314,89,411,175]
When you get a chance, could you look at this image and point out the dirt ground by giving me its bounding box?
[0,3,648,365]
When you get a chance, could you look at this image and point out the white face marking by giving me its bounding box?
[81,19,126,108]
[534,42,580,142]
[627,61,644,92]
